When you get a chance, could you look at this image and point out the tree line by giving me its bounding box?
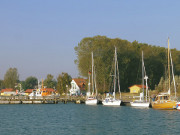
[74,36,180,93]
[0,68,72,94]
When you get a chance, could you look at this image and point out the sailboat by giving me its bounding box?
[130,51,150,107]
[151,38,177,109]
[102,47,121,106]
[85,52,98,105]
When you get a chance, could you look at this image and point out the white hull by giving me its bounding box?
[85,99,98,105]
[130,101,149,107]
[177,106,180,110]
[176,102,180,110]
[102,99,121,106]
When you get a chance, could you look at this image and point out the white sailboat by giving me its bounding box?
[130,51,150,107]
[85,52,98,105]
[102,47,121,106]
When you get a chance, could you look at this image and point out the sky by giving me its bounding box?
[0,0,180,80]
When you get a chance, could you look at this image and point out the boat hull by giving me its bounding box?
[152,100,177,109]
[85,99,98,105]
[102,100,121,106]
[176,102,180,110]
[130,102,149,107]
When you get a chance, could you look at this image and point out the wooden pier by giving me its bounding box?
[0,96,87,104]
[0,95,136,105]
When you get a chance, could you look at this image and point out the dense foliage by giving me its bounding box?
[44,74,57,89]
[3,68,19,89]
[56,72,72,94]
[74,36,180,93]
[23,76,38,90]
[156,75,180,94]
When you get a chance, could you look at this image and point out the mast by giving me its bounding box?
[144,75,148,102]
[88,71,91,94]
[168,38,171,95]
[42,79,44,90]
[170,47,177,98]
[113,47,117,99]
[94,66,98,96]
[142,51,148,102]
[92,52,94,95]
[142,51,144,102]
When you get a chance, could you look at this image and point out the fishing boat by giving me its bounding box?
[85,52,98,105]
[29,79,54,99]
[102,47,121,106]
[130,51,150,107]
[151,38,177,109]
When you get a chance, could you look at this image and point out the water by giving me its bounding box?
[0,103,180,135]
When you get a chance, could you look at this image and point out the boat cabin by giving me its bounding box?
[154,93,170,101]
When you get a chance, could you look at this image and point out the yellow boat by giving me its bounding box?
[152,38,177,109]
[151,93,177,109]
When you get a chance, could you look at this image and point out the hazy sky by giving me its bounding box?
[0,0,180,80]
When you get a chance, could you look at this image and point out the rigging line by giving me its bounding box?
[142,51,144,102]
[117,60,121,99]
[94,65,98,96]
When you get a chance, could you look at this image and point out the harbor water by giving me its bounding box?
[0,103,179,135]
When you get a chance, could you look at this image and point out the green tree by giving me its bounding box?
[75,36,180,92]
[4,68,19,89]
[44,74,57,88]
[56,72,72,94]
[0,80,5,89]
[24,76,38,90]
[20,81,26,91]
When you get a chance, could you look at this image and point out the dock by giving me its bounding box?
[0,95,137,105]
[0,95,86,104]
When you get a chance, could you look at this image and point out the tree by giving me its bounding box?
[24,76,38,90]
[56,72,72,94]
[74,35,180,92]
[20,81,26,91]
[0,80,5,89]
[4,68,19,89]
[44,74,57,88]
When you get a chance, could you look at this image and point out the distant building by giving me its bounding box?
[25,89,34,95]
[129,85,147,94]
[1,88,16,96]
[69,78,86,95]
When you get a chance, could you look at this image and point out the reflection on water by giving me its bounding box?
[0,104,180,135]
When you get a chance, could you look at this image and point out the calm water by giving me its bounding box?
[0,103,180,135]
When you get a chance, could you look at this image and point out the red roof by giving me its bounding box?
[128,85,147,89]
[73,78,86,91]
[1,88,14,93]
[25,89,34,93]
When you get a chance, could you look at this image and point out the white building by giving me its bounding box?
[69,78,86,96]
